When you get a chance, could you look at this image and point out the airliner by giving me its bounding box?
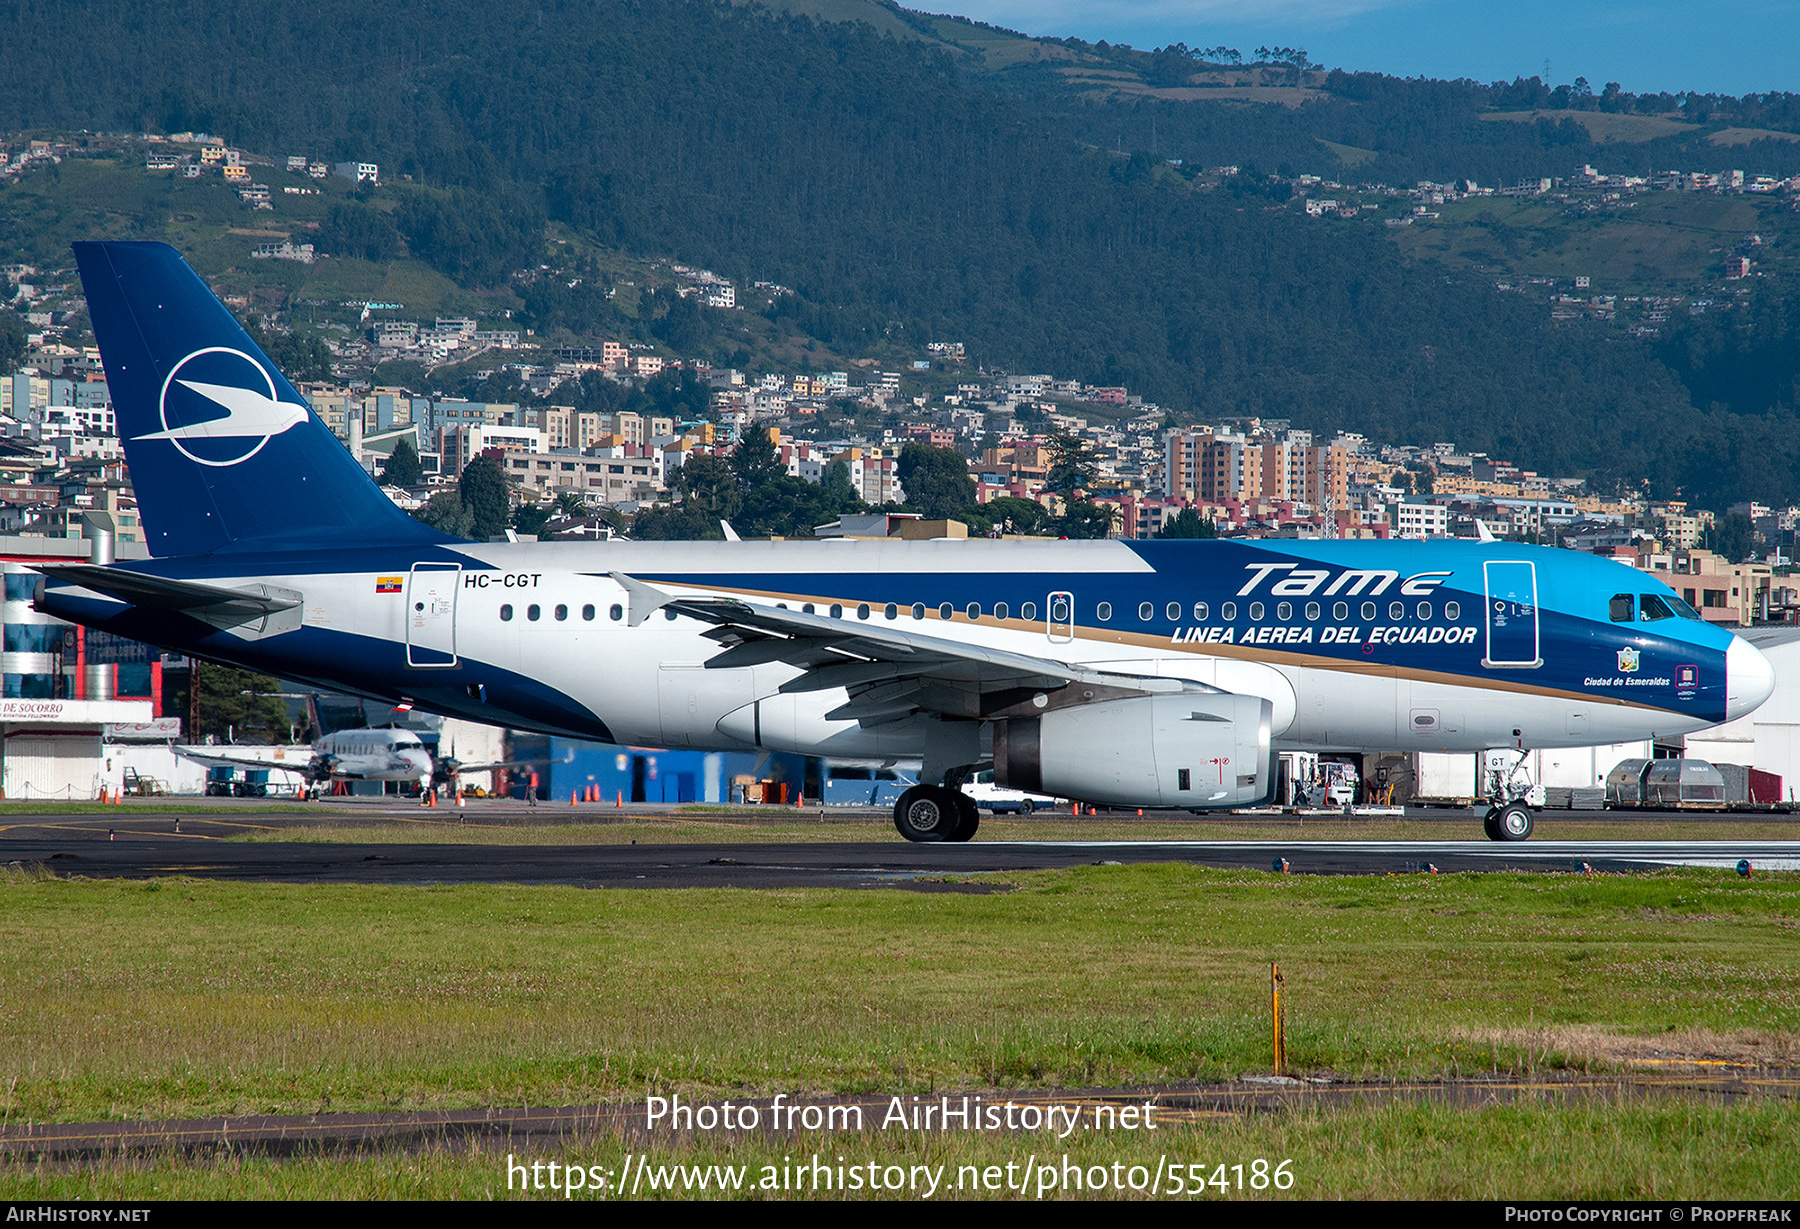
[34,242,1777,842]
[176,708,531,798]
[176,727,433,796]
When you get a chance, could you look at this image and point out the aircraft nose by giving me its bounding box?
[1727,636,1776,721]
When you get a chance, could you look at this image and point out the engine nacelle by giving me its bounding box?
[993,692,1273,808]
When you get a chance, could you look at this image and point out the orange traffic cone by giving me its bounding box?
[571,791,579,806]
[616,790,623,808]
[97,787,108,804]
[114,788,124,806]
[795,790,804,808]
[426,789,437,808]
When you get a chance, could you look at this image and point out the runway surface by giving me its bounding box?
[1,804,1794,886]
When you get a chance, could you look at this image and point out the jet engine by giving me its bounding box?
[992,692,1273,808]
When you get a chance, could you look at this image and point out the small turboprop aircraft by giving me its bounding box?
[38,243,1777,841]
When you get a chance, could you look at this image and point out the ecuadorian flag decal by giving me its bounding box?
[376,576,404,594]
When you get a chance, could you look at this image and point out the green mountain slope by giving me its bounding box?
[1,0,1797,506]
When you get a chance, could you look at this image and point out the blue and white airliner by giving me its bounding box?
[35,242,1777,842]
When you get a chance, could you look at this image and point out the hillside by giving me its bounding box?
[1,0,1798,507]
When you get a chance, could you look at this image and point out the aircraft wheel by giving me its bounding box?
[1481,808,1502,841]
[1496,803,1535,842]
[947,793,980,843]
[893,786,958,842]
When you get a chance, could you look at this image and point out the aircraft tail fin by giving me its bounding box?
[72,242,454,557]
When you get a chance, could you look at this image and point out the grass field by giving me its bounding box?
[1,861,1795,1197]
[2,861,1797,1198]
[2,862,1795,1123]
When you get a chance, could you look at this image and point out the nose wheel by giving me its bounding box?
[1482,803,1535,842]
[894,785,979,843]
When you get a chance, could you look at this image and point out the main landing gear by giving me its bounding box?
[1482,802,1535,842]
[893,785,979,843]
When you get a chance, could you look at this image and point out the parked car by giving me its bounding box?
[963,770,1059,815]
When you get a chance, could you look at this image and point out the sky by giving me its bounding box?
[933,1,1800,97]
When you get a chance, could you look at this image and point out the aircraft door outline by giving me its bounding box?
[1047,590,1074,643]
[405,563,461,668]
[1482,560,1541,669]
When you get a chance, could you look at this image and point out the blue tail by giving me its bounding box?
[73,241,454,557]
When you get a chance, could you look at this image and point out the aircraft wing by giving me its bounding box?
[610,572,1206,727]
[36,563,303,635]
[174,744,318,774]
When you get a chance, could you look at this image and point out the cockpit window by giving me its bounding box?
[1639,594,1675,621]
[1666,595,1703,620]
[1609,594,1634,623]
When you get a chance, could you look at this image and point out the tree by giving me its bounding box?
[1052,499,1119,540]
[412,489,475,538]
[730,428,783,488]
[459,455,512,541]
[1707,512,1756,562]
[1044,430,1100,496]
[380,437,423,486]
[1160,508,1216,538]
[970,495,1050,537]
[0,309,28,373]
[188,665,294,744]
[896,443,976,519]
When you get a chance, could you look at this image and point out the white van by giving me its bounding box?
[963,770,1060,815]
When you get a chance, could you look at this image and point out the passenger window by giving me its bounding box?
[884,603,898,620]
[803,603,815,614]
[1193,601,1209,620]
[1445,601,1460,620]
[609,604,622,621]
[663,609,676,621]
[829,603,843,619]
[1334,602,1348,620]
[1051,597,1069,622]
[1166,601,1181,621]
[966,602,981,619]
[1640,594,1674,621]
[1610,594,1635,622]
[528,604,541,621]
[1221,601,1236,620]
[501,604,513,621]
[1138,602,1154,621]
[583,604,596,621]
[1021,602,1036,621]
[1249,601,1265,621]
[1276,601,1293,621]
[856,603,870,620]
[1305,602,1320,620]
[554,604,568,621]
[939,602,953,620]
[1389,601,1405,619]
[1416,602,1431,620]
[995,602,1010,620]
[1361,601,1377,620]
[1096,602,1112,621]
[911,603,925,620]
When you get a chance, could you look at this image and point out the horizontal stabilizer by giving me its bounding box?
[38,563,304,636]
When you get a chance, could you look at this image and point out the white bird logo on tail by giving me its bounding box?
[140,346,312,467]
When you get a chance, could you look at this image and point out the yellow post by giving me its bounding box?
[1272,962,1286,1075]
